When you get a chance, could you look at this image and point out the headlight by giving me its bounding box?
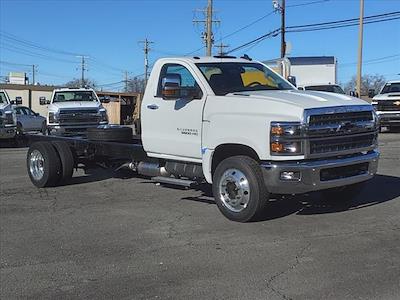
[48,112,58,124]
[371,101,378,110]
[99,109,108,123]
[270,122,303,155]
[5,112,15,125]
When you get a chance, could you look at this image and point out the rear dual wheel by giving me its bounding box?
[27,141,74,187]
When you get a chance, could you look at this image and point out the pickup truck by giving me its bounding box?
[25,56,379,222]
[372,80,400,131]
[45,88,108,135]
[0,89,18,140]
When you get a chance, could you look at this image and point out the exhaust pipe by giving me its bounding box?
[137,162,169,177]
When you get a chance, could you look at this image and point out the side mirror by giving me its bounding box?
[287,76,297,87]
[10,100,15,105]
[349,91,358,97]
[39,97,47,105]
[100,96,111,103]
[15,97,23,105]
[47,100,51,105]
[162,74,181,100]
[368,89,376,98]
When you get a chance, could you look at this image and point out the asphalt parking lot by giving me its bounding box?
[1,134,399,300]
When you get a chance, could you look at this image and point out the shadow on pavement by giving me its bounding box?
[180,174,400,222]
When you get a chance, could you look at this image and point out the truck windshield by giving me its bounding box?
[53,91,97,102]
[380,82,400,94]
[305,85,345,94]
[196,62,294,96]
[0,92,8,104]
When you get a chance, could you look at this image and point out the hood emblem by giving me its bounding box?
[394,101,400,106]
[336,121,355,133]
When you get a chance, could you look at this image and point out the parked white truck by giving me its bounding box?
[0,89,18,140]
[26,56,379,222]
[46,88,108,135]
[372,80,400,131]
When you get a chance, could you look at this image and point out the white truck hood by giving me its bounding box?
[49,101,101,111]
[373,93,400,101]
[230,90,369,110]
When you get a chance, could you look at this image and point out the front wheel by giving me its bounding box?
[212,156,269,222]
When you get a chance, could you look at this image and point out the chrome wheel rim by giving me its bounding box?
[218,168,250,213]
[29,150,45,181]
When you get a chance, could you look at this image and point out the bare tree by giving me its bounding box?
[64,78,97,89]
[126,77,146,93]
[344,74,386,96]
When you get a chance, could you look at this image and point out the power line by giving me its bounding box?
[286,11,400,30]
[227,11,399,55]
[0,30,82,57]
[287,0,330,8]
[226,28,281,54]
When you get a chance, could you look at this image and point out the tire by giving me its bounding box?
[87,126,133,142]
[212,156,268,222]
[321,182,365,203]
[27,142,62,187]
[51,141,74,184]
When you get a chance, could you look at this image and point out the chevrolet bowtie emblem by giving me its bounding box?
[394,101,400,106]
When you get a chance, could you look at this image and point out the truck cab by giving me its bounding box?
[46,88,108,135]
[372,80,400,131]
[0,90,17,140]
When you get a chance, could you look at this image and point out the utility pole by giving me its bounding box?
[272,0,286,58]
[356,0,364,97]
[193,0,220,56]
[77,55,88,87]
[139,38,153,87]
[32,65,36,85]
[124,71,129,92]
[216,42,229,56]
[280,0,286,58]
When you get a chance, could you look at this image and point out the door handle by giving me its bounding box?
[147,104,159,110]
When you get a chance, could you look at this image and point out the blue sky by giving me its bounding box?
[0,0,399,90]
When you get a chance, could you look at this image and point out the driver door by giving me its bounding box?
[142,63,206,161]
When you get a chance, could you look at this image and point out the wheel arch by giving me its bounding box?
[210,143,260,178]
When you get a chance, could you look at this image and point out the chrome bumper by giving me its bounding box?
[48,123,106,135]
[0,126,16,139]
[260,150,379,194]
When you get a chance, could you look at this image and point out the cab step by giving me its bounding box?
[151,176,198,188]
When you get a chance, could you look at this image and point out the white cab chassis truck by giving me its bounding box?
[0,90,18,140]
[372,80,400,132]
[46,88,108,135]
[25,56,379,222]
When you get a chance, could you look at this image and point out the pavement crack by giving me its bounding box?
[265,243,311,300]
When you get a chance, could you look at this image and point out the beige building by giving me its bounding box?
[0,84,140,125]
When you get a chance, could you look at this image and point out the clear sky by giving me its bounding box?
[0,0,399,90]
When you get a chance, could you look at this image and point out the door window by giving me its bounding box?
[157,64,203,99]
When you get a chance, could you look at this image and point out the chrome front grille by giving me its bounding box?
[376,100,400,111]
[304,105,377,158]
[58,109,100,125]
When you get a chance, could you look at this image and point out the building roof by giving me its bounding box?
[287,56,335,65]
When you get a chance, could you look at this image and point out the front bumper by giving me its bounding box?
[0,126,16,139]
[377,112,400,127]
[261,150,379,194]
[48,123,107,136]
